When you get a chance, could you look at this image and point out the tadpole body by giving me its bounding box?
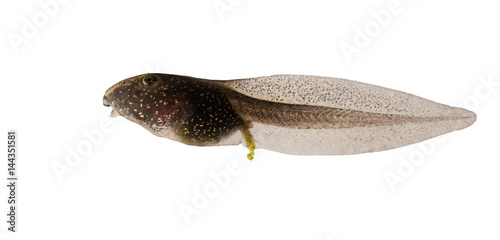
[103,74,476,159]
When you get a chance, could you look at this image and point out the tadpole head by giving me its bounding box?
[103,73,195,128]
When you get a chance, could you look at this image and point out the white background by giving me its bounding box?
[1,0,499,239]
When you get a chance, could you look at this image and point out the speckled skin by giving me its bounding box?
[103,74,244,146]
[222,75,474,118]
[104,73,476,156]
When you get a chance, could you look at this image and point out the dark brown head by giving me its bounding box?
[103,73,244,144]
[103,73,195,130]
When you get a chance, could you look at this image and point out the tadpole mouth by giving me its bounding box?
[103,95,111,107]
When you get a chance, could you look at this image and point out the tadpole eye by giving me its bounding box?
[142,75,156,85]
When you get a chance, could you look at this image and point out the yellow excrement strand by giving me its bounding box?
[241,125,255,160]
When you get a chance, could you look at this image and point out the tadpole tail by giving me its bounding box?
[216,75,476,155]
